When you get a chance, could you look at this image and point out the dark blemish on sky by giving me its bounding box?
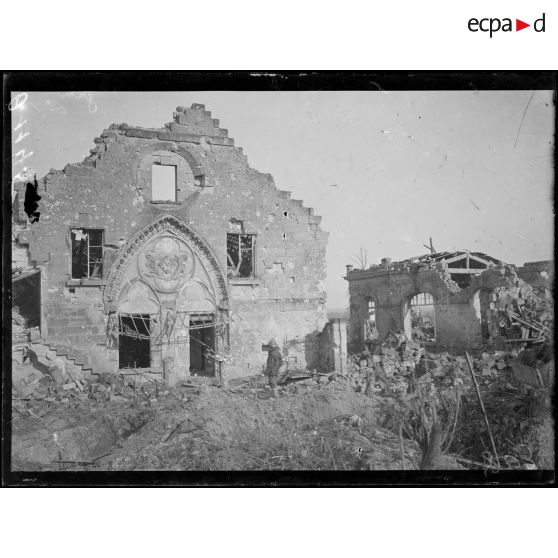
[24,174,41,223]
[514,90,536,149]
[468,195,481,211]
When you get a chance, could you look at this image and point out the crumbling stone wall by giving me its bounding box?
[12,219,48,334]
[12,222,31,272]
[13,104,328,379]
[345,261,547,352]
[317,319,348,374]
[347,266,483,350]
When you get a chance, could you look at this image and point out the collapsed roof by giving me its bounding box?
[348,250,505,289]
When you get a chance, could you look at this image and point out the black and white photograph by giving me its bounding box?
[3,73,555,485]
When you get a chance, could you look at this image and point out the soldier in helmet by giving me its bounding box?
[265,338,284,398]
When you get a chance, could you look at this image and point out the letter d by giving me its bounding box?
[534,13,545,32]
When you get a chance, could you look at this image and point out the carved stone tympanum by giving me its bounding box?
[138,236,195,293]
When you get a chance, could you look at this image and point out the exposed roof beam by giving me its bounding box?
[468,254,493,267]
[439,252,469,265]
[447,268,486,274]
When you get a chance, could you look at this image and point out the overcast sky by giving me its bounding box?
[12,90,555,308]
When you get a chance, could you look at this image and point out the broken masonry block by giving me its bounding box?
[125,128,158,139]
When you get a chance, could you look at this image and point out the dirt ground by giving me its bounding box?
[12,374,436,471]
[11,349,553,472]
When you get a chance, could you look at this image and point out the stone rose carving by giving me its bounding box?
[138,235,195,292]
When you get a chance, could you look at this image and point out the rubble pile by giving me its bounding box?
[12,366,174,419]
[235,336,536,402]
[341,339,472,396]
[248,330,551,470]
[342,342,552,397]
[346,338,424,394]
[492,267,553,343]
[340,335,553,470]
[13,373,89,419]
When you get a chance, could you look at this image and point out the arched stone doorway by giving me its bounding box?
[103,215,229,382]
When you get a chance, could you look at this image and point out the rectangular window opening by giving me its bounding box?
[227,233,255,278]
[152,164,177,202]
[71,228,104,279]
[119,314,151,369]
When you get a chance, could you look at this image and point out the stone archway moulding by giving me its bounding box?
[134,141,204,178]
[103,215,229,313]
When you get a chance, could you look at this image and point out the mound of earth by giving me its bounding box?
[11,379,438,471]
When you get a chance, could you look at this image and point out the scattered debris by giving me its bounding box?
[11,292,553,472]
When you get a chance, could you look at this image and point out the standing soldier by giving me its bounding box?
[265,338,284,398]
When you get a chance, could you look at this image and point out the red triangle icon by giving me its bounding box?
[516,19,530,31]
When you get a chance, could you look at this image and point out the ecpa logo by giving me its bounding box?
[468,13,546,37]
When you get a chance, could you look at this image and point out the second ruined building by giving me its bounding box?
[345,251,552,352]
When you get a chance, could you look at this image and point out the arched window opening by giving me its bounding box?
[363,297,378,342]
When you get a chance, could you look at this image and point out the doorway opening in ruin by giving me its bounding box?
[189,315,216,377]
[119,314,151,369]
[473,289,491,342]
[13,269,41,329]
[404,292,436,342]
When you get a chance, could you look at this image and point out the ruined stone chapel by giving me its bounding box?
[12,104,336,383]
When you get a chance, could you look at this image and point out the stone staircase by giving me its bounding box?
[12,339,94,382]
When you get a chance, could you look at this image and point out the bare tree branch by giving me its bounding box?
[351,246,369,269]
